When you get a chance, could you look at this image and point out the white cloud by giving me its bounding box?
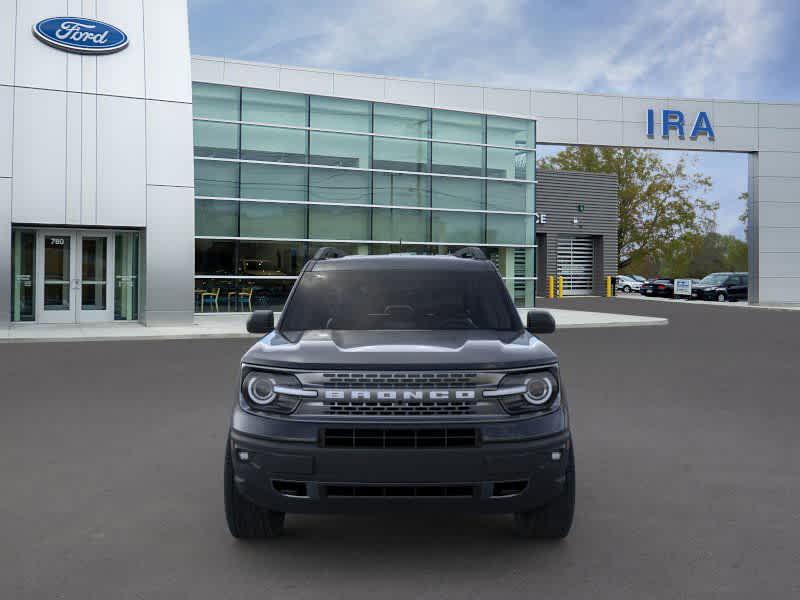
[231,0,781,100]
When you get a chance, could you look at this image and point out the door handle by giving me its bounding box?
[72,278,81,290]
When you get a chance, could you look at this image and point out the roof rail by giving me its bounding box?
[312,246,347,260]
[452,246,487,260]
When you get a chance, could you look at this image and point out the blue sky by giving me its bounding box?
[188,0,800,239]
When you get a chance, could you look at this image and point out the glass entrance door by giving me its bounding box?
[35,231,114,323]
[37,232,75,323]
[78,232,114,322]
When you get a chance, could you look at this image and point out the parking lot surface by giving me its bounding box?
[1,298,799,599]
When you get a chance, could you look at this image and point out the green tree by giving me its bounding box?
[538,147,717,270]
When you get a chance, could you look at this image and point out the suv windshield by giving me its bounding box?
[280,269,521,331]
[700,273,729,285]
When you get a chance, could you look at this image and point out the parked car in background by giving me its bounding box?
[630,275,647,283]
[616,275,643,293]
[691,273,749,302]
[640,279,674,298]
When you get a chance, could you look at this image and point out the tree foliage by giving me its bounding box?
[625,232,747,278]
[538,146,718,270]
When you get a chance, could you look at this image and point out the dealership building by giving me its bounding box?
[2,2,800,327]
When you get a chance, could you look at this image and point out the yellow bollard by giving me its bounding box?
[606,276,612,297]
[548,275,555,298]
[557,276,564,298]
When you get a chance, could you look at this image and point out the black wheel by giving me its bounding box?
[623,285,632,293]
[716,292,727,302]
[514,446,575,539]
[224,439,285,539]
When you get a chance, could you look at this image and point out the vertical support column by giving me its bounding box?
[0,179,11,325]
[747,153,759,304]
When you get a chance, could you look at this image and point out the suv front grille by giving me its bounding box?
[316,372,480,388]
[321,427,480,448]
[325,399,476,416]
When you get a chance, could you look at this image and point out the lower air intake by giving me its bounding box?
[325,484,475,498]
[321,427,479,448]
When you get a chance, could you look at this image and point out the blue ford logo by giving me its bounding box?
[33,17,128,54]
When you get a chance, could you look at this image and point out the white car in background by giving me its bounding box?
[616,275,643,293]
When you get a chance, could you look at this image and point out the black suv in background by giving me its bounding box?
[225,247,574,540]
[640,279,674,298]
[691,272,749,302]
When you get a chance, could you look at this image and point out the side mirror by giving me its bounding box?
[246,310,275,334]
[526,309,556,335]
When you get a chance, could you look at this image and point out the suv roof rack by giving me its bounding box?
[452,246,487,260]
[312,247,347,260]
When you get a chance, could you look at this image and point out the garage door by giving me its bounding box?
[557,236,594,296]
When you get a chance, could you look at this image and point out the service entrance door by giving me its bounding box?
[36,231,114,323]
[557,236,594,296]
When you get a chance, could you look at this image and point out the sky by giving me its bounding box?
[188,0,800,240]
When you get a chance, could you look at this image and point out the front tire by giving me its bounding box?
[224,439,285,539]
[623,285,632,293]
[514,446,575,539]
[717,292,727,302]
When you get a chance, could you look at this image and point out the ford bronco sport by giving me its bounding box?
[224,247,575,539]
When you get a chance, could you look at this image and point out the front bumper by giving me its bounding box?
[229,406,571,514]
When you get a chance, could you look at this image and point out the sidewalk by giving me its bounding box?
[1,308,667,343]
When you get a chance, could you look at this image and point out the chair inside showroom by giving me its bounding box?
[200,288,220,312]
[237,287,254,312]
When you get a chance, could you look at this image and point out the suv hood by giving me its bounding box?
[242,329,557,371]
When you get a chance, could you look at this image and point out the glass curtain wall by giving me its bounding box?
[192,82,536,310]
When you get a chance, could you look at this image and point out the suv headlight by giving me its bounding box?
[240,368,316,414]
[484,368,560,414]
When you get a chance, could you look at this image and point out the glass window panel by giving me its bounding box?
[309,168,371,204]
[308,242,371,257]
[196,199,238,237]
[238,241,309,276]
[241,125,306,163]
[486,214,532,245]
[432,211,484,243]
[114,232,139,321]
[373,173,430,207]
[11,230,35,322]
[431,142,483,176]
[195,240,236,275]
[432,110,484,143]
[193,121,239,158]
[486,116,534,148]
[194,160,239,198]
[194,278,236,313]
[310,131,369,168]
[372,208,430,242]
[192,83,240,120]
[486,148,533,180]
[431,177,484,210]
[373,137,428,172]
[311,96,370,131]
[484,247,534,279]
[239,201,307,239]
[242,88,307,126]
[248,280,296,311]
[487,181,534,212]
[374,103,429,137]
[308,206,370,240]
[240,163,307,201]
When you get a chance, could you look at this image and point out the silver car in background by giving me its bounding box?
[616,275,643,293]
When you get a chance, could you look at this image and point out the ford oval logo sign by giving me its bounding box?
[33,17,128,55]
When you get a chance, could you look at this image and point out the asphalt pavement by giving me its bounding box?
[1,297,799,599]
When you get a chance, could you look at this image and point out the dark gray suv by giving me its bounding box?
[225,247,575,539]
